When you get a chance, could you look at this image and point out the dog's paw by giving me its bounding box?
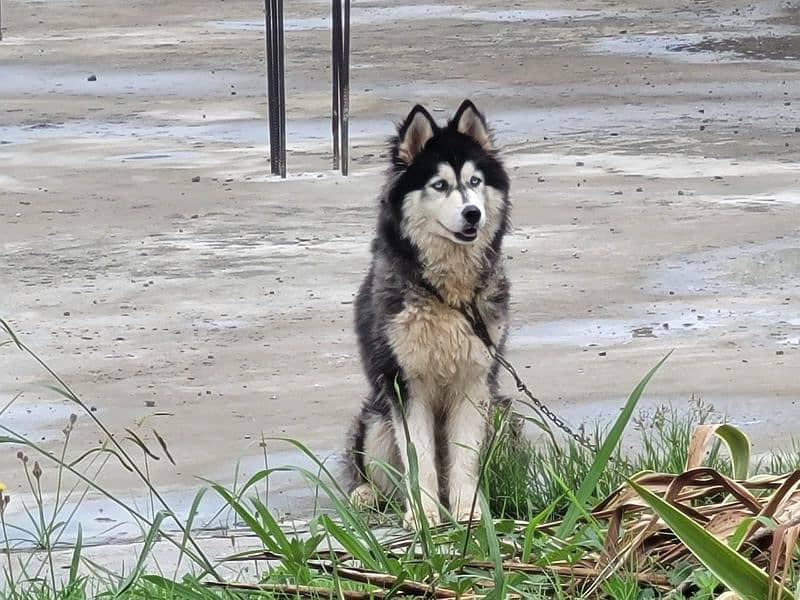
[402,506,440,531]
[452,502,482,524]
[349,483,377,509]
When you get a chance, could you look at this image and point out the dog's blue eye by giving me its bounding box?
[469,175,482,187]
[431,180,447,191]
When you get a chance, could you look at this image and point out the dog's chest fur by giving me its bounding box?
[387,296,494,391]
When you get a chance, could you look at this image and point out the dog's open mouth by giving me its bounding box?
[454,227,478,242]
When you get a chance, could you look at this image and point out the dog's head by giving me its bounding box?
[384,100,509,250]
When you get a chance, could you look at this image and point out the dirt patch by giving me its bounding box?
[670,35,800,60]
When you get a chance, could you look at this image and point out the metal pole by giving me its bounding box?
[276,0,286,178]
[339,0,350,175]
[265,0,278,175]
[0,0,4,42]
[331,0,342,170]
[271,0,282,176]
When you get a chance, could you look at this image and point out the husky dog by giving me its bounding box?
[347,100,511,530]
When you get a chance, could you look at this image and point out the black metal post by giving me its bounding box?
[265,0,286,177]
[265,0,278,175]
[331,0,342,170]
[340,0,350,176]
[331,0,350,175]
[276,0,286,177]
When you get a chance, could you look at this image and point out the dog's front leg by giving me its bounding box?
[393,378,440,530]
[447,383,489,522]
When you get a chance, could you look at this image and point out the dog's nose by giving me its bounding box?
[462,205,481,225]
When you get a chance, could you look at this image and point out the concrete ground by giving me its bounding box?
[1,0,799,556]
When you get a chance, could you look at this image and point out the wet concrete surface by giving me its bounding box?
[1,0,799,554]
[671,35,800,61]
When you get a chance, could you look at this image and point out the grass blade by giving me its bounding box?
[687,423,751,480]
[556,351,671,538]
[69,523,82,586]
[115,510,169,597]
[143,574,217,599]
[319,513,380,569]
[210,483,280,553]
[152,429,176,466]
[629,478,792,600]
[713,424,751,481]
[173,488,209,579]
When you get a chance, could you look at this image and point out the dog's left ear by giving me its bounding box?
[452,99,493,151]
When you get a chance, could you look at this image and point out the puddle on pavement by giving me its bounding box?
[669,35,800,61]
[0,400,77,440]
[515,303,800,349]
[3,89,793,149]
[196,117,387,143]
[714,191,800,206]
[0,65,259,97]
[1,445,339,548]
[648,237,800,296]
[588,1,797,63]
[208,5,459,31]
[490,105,686,140]
[512,304,720,348]
[591,31,800,63]
[0,121,189,145]
[506,152,800,180]
[464,9,605,22]
[0,117,388,147]
[208,6,626,32]
[515,237,800,349]
[590,34,710,63]
[108,150,201,161]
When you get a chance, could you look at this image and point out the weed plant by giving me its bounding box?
[485,395,733,520]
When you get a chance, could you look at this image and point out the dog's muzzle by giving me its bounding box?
[455,205,481,242]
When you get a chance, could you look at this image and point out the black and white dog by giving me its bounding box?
[347,100,511,529]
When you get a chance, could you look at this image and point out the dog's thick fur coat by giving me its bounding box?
[347,100,511,529]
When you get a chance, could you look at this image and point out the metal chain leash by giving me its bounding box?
[460,300,600,455]
[490,349,599,453]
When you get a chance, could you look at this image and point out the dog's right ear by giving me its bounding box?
[393,105,437,167]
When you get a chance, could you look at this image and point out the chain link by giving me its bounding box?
[491,350,598,453]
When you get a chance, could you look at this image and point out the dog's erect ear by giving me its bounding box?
[395,105,437,166]
[452,99,493,151]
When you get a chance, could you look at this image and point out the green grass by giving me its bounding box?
[485,395,735,521]
[2,318,800,599]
